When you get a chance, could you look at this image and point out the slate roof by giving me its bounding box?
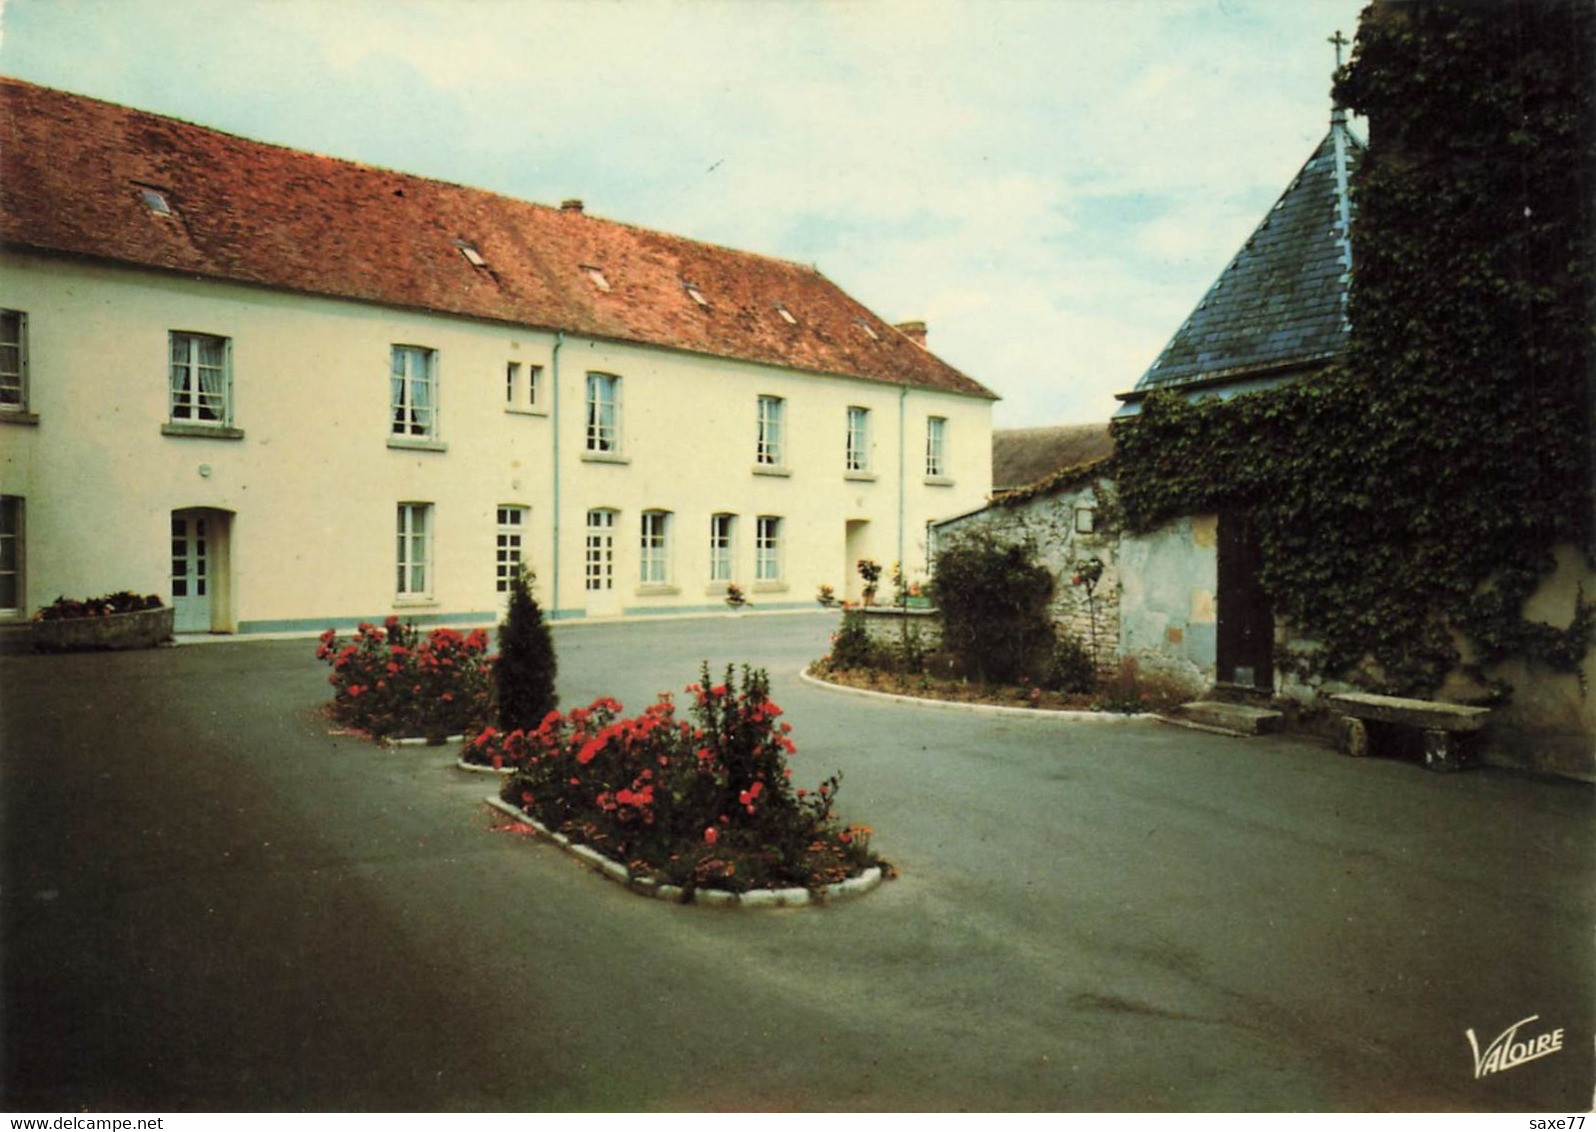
[1122,122,1362,402]
[0,78,995,400]
[992,423,1113,492]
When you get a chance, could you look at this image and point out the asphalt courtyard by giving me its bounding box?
[2,612,1591,1112]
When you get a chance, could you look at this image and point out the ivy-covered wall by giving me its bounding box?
[1108,1,1593,775]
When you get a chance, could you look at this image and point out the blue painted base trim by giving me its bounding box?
[239,611,497,635]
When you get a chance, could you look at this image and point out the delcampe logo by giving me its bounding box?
[1466,1014,1564,1079]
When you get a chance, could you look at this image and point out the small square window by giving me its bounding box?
[1074,506,1096,535]
[506,362,543,411]
[137,185,171,215]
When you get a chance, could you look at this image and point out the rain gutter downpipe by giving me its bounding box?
[898,383,907,581]
[551,331,564,617]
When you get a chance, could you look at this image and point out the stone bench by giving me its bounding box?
[1330,692,1490,772]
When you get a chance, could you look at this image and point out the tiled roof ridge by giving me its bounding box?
[0,75,996,400]
[0,75,830,277]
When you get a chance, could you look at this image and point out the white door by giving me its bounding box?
[171,512,211,632]
[584,509,621,617]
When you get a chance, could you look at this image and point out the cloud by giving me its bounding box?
[1,0,1368,431]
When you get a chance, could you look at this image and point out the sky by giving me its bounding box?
[0,0,1368,429]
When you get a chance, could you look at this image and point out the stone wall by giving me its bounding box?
[934,477,1120,676]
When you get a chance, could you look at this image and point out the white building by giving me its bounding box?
[0,78,995,634]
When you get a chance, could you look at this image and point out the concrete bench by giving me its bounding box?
[1330,692,1490,772]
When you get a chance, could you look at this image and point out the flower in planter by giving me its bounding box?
[725,584,749,609]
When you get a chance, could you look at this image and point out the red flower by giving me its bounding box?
[703,827,718,845]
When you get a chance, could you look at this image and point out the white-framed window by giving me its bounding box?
[926,416,948,478]
[586,373,620,453]
[0,496,22,614]
[1,310,27,412]
[169,331,231,425]
[496,505,529,593]
[756,395,784,466]
[585,509,617,590]
[846,406,871,472]
[396,502,433,597]
[506,362,543,411]
[709,513,736,584]
[391,345,437,438]
[755,515,782,582]
[640,510,671,585]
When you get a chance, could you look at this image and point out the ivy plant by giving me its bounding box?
[1112,1,1593,698]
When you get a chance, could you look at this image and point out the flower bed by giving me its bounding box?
[33,592,173,652]
[810,656,1183,715]
[316,617,493,741]
[474,664,881,895]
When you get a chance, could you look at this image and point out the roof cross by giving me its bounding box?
[1329,29,1349,68]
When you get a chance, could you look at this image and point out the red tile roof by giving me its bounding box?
[0,77,995,400]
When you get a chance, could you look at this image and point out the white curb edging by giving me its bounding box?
[484,795,883,908]
[455,757,514,775]
[798,665,1158,722]
[387,733,469,747]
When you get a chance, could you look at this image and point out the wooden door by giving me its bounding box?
[1216,511,1273,690]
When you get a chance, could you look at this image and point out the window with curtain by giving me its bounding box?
[756,395,784,465]
[755,515,782,582]
[709,513,736,583]
[846,406,871,472]
[1,310,27,411]
[391,345,437,438]
[169,331,230,424]
[586,373,620,452]
[926,416,948,478]
[640,511,671,585]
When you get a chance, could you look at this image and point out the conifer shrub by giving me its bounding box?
[495,566,558,733]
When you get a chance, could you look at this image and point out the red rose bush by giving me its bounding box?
[317,617,493,740]
[477,664,877,893]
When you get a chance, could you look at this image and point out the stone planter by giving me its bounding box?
[32,606,175,653]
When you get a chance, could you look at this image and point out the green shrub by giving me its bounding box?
[496,566,558,733]
[929,531,1055,684]
[1045,631,1096,694]
[828,608,877,669]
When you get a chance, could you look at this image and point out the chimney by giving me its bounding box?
[895,320,927,346]
[560,199,585,214]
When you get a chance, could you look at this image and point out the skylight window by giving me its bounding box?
[137,185,171,215]
[856,319,880,341]
[455,240,487,268]
[775,304,797,325]
[683,281,709,308]
[582,266,611,293]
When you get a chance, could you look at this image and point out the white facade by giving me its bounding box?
[0,251,992,632]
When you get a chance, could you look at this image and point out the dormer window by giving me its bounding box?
[455,240,487,268]
[775,304,797,325]
[137,185,171,215]
[582,266,611,293]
